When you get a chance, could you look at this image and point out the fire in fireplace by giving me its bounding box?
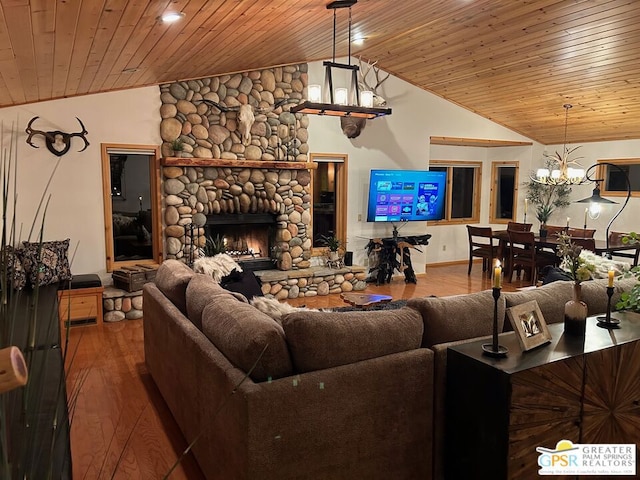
[204,213,277,270]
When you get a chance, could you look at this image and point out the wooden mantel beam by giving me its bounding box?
[161,157,318,169]
[430,136,533,147]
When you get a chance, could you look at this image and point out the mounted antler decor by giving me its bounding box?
[25,116,90,156]
[341,57,391,138]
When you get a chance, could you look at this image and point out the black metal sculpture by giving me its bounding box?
[25,117,90,156]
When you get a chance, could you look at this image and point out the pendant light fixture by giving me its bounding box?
[291,0,392,120]
[533,104,586,185]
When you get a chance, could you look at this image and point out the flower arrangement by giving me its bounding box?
[556,232,596,284]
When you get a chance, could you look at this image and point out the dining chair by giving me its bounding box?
[506,221,532,232]
[506,230,557,284]
[609,231,640,266]
[466,225,499,275]
[571,237,596,252]
[567,227,596,239]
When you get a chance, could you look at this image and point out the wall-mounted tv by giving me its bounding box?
[366,169,447,222]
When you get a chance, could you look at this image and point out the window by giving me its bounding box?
[429,161,482,224]
[597,159,640,197]
[489,162,519,223]
[310,153,348,252]
[101,144,161,272]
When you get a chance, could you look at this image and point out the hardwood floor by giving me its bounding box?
[64,262,525,479]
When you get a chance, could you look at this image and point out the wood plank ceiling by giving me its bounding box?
[0,0,639,145]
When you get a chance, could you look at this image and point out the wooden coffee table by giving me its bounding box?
[341,293,393,308]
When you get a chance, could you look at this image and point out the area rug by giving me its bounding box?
[330,299,409,312]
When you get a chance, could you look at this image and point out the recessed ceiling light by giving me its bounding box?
[353,36,366,46]
[161,11,185,23]
[122,68,139,74]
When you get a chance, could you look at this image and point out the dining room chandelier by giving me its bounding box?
[532,104,587,186]
[290,0,392,120]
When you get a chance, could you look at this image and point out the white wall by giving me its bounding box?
[0,87,161,280]
[2,61,638,279]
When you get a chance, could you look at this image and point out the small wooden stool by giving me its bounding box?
[58,274,104,330]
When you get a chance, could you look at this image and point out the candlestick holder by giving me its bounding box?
[482,287,508,357]
[523,212,527,223]
[597,286,620,329]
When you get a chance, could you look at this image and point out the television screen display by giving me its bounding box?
[366,169,447,222]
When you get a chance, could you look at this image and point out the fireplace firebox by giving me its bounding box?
[205,213,277,271]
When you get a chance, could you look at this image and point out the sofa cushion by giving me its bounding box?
[186,273,247,330]
[281,307,423,373]
[581,276,637,315]
[504,281,574,327]
[154,260,195,314]
[201,296,293,382]
[408,290,506,347]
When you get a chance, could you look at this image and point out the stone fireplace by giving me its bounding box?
[162,163,312,270]
[157,65,367,296]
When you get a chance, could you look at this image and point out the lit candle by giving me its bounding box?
[584,207,588,227]
[493,263,502,289]
[566,217,570,228]
[524,198,528,215]
[608,269,615,287]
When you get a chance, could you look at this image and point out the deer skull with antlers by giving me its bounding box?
[25,117,90,156]
[340,57,391,139]
[198,98,294,145]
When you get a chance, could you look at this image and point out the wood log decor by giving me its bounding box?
[0,346,28,394]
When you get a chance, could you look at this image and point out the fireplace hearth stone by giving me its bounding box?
[254,265,367,299]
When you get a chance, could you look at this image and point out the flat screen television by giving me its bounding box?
[366,169,447,222]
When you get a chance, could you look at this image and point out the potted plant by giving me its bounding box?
[525,162,572,237]
[171,138,184,157]
[203,234,226,256]
[319,234,343,261]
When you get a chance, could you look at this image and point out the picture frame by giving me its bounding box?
[506,300,552,351]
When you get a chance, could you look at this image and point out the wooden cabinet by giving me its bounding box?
[445,312,640,479]
[58,286,104,328]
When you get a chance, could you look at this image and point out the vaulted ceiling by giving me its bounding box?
[0,0,638,145]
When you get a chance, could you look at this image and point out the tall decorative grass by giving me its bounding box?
[0,122,71,479]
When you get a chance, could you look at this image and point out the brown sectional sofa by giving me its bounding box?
[143,260,635,480]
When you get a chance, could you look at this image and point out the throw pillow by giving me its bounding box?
[154,259,195,314]
[220,269,263,300]
[0,246,27,290]
[20,239,72,287]
[201,296,293,382]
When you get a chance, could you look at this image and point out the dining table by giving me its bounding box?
[492,229,640,263]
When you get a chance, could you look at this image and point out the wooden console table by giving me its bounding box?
[445,312,640,479]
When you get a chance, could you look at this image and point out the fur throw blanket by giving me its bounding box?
[560,250,631,279]
[193,254,243,283]
[250,296,320,324]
